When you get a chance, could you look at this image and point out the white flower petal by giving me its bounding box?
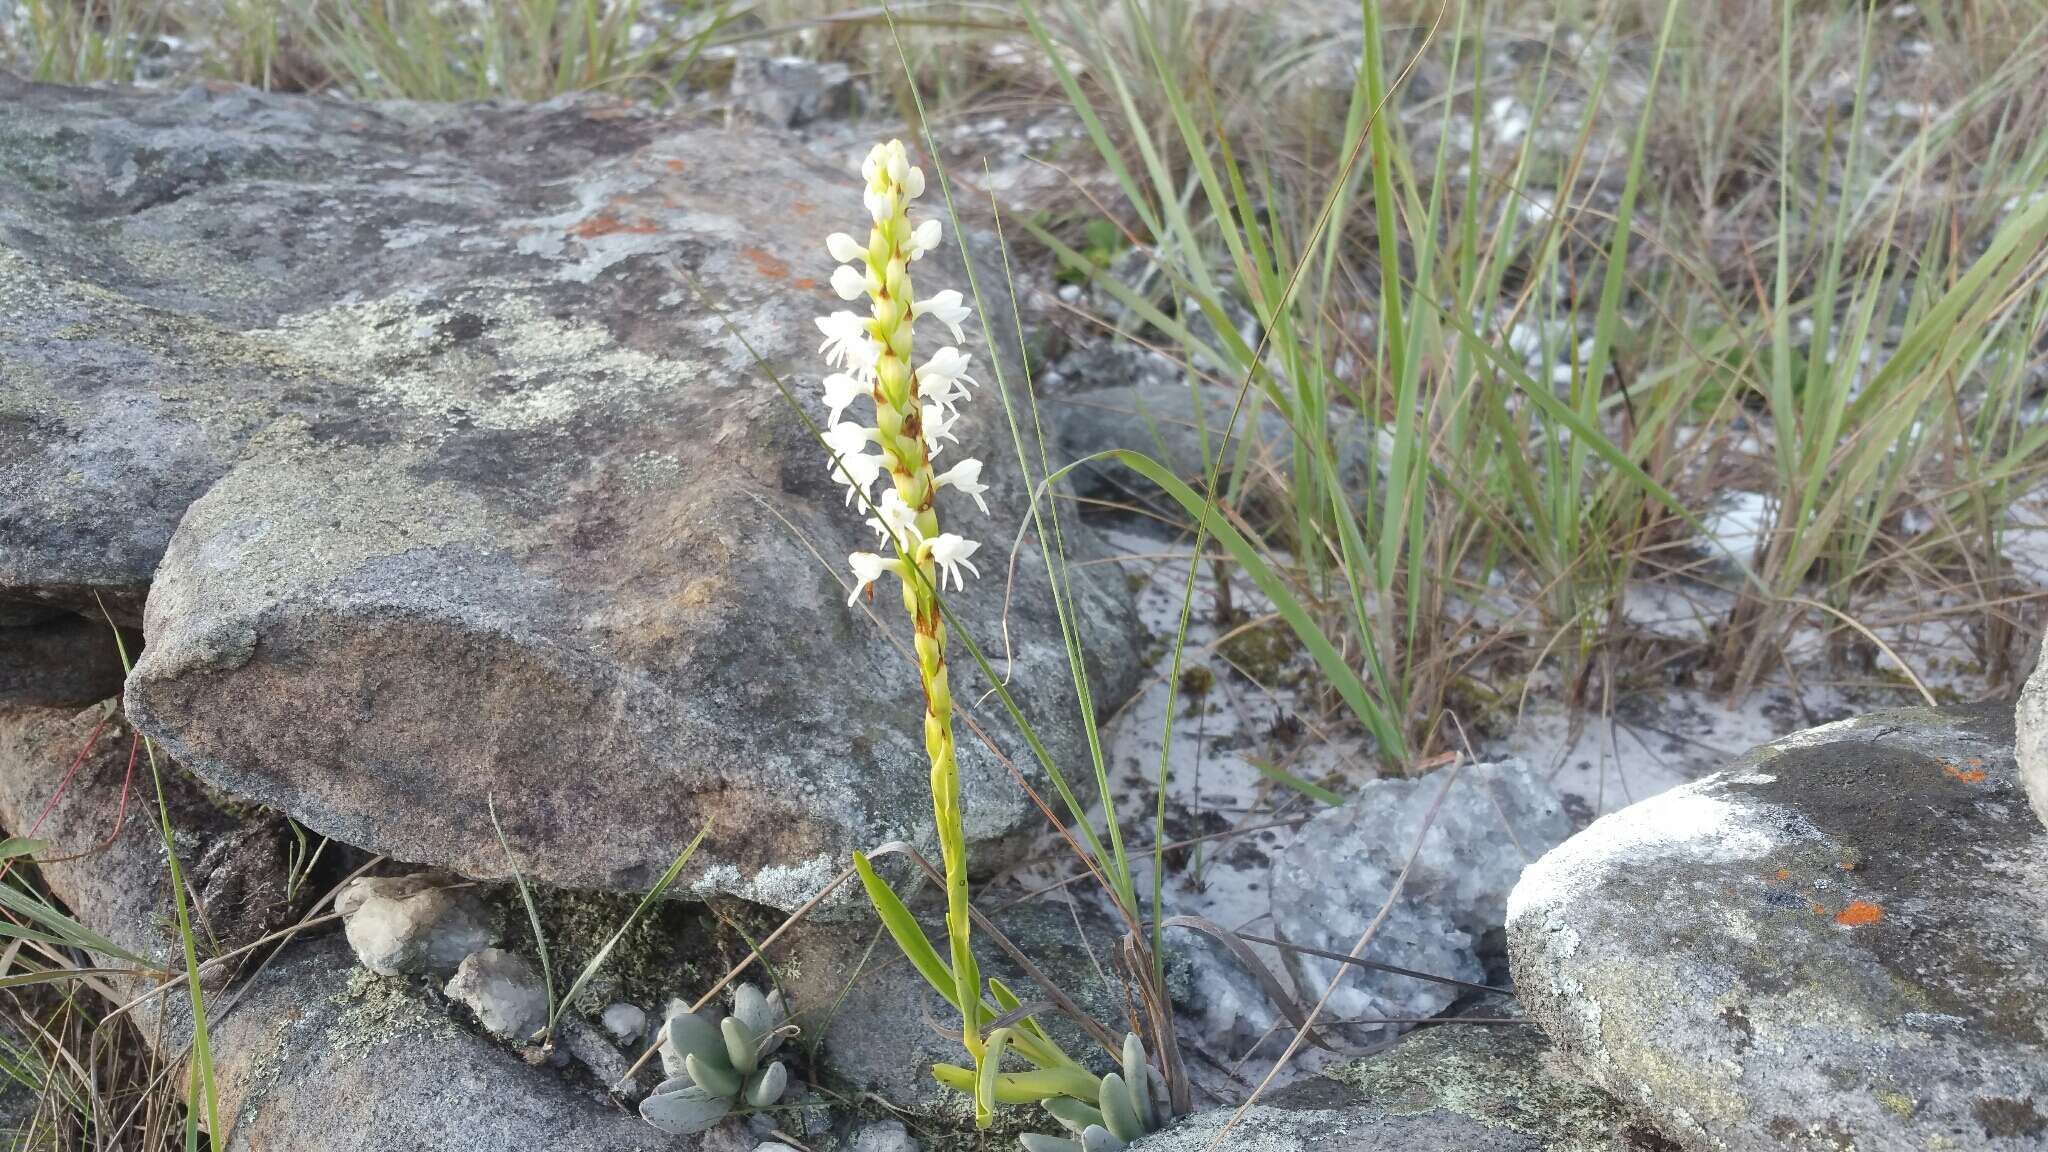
[905,166,926,199]
[830,264,868,301]
[822,372,868,425]
[816,312,879,377]
[912,289,970,343]
[826,232,866,263]
[907,218,943,260]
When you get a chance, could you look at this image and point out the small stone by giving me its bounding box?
[337,872,495,978]
[445,948,551,1043]
[1268,761,1568,1036]
[848,1119,919,1152]
[561,1017,640,1100]
[600,1001,647,1045]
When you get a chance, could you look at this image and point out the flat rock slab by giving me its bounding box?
[1509,704,2048,1152]
[1128,1015,1665,1151]
[0,78,1139,908]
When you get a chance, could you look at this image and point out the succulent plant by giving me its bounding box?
[638,983,790,1136]
[1017,1033,1171,1152]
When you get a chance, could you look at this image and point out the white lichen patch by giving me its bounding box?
[252,288,708,437]
[1509,784,1779,924]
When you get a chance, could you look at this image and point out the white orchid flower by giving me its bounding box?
[922,534,982,591]
[912,290,971,343]
[846,551,900,605]
[934,458,990,515]
[830,263,870,302]
[816,311,879,378]
[822,372,868,426]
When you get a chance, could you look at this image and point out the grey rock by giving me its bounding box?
[209,937,661,1152]
[1127,1013,1649,1150]
[848,1119,919,1152]
[1052,348,1380,506]
[338,872,497,978]
[446,947,552,1043]
[0,611,134,707]
[0,705,658,1149]
[1269,761,1568,1038]
[2013,655,2048,828]
[1508,704,2048,1152]
[776,899,1164,1120]
[0,77,1140,909]
[0,701,288,986]
[730,55,856,127]
[601,1001,648,1045]
[560,1016,636,1097]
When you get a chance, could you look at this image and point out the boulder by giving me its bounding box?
[207,937,664,1152]
[1127,1010,1660,1151]
[1268,760,1568,1036]
[0,703,665,1149]
[0,702,287,984]
[0,77,1140,909]
[2012,655,2048,828]
[1508,704,2048,1152]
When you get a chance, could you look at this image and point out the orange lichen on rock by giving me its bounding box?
[570,212,659,239]
[1942,761,1988,783]
[1835,900,1884,926]
[743,247,791,279]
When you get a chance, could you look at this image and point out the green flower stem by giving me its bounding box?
[862,161,987,1084]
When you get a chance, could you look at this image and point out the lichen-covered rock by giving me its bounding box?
[337,872,497,977]
[1508,704,2048,1152]
[0,76,1140,909]
[1268,760,1569,1037]
[2012,656,2048,828]
[1127,1012,1659,1151]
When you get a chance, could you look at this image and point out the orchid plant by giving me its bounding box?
[821,140,1099,1129]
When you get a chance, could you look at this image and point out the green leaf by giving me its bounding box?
[852,851,956,1010]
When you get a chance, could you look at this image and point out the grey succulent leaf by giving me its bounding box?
[757,989,788,1056]
[1145,1066,1170,1121]
[721,1014,760,1076]
[732,983,775,1040]
[639,1083,733,1135]
[661,1007,726,1080]
[1044,1095,1106,1135]
[1099,1072,1144,1144]
[1019,1135,1085,1152]
[745,1061,788,1108]
[1121,1034,1154,1130]
[686,1051,741,1099]
[1081,1125,1125,1152]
